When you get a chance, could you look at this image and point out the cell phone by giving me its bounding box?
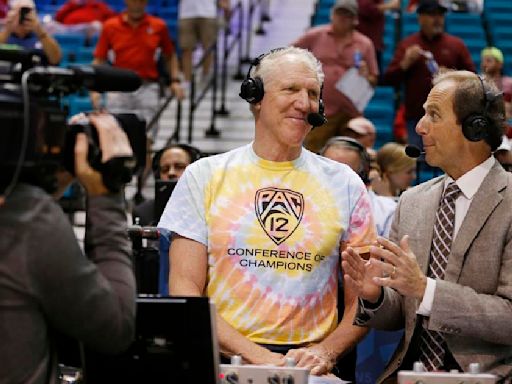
[19,7,31,24]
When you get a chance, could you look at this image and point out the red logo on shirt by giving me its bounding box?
[255,188,304,245]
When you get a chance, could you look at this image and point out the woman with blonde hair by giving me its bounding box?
[372,142,416,199]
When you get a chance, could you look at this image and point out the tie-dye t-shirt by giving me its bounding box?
[158,144,376,345]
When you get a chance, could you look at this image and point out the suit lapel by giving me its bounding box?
[415,178,445,275]
[446,163,507,282]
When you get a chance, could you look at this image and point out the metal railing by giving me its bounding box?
[164,0,268,144]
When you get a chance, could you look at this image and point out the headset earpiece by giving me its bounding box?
[461,75,500,142]
[239,76,265,104]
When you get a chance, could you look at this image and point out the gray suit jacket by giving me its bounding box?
[355,162,512,383]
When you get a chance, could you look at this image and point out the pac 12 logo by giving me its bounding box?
[254,187,304,245]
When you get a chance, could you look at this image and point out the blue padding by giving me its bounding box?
[54,33,86,49]
[158,228,171,296]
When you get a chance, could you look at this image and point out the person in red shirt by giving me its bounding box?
[293,0,379,153]
[91,0,184,202]
[0,0,8,19]
[91,0,184,119]
[356,0,400,72]
[382,0,475,150]
[55,0,115,25]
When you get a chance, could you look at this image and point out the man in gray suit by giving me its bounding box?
[342,69,512,383]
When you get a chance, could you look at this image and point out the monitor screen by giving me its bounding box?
[154,180,177,224]
[83,296,220,384]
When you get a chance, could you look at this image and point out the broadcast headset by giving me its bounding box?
[239,47,327,127]
[461,74,502,143]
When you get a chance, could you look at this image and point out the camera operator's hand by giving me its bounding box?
[72,112,133,196]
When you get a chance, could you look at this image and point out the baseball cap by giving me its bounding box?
[416,0,448,14]
[481,47,504,64]
[496,135,511,152]
[347,117,376,135]
[332,0,358,16]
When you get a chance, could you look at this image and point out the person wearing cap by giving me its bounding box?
[481,47,512,121]
[292,0,379,153]
[382,0,474,150]
[356,0,400,72]
[0,0,62,64]
[494,135,512,172]
[344,116,377,149]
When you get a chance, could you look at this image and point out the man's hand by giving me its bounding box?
[246,349,285,366]
[368,236,427,300]
[400,45,424,70]
[342,246,382,303]
[74,132,108,196]
[284,344,336,376]
[169,82,185,101]
[72,112,132,196]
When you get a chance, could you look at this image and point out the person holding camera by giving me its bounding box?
[0,112,136,384]
[0,0,62,65]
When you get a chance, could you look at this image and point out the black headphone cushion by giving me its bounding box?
[462,113,490,142]
[239,77,264,104]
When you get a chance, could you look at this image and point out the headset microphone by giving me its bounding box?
[307,112,327,127]
[405,145,424,158]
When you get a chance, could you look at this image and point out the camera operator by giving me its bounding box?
[0,0,62,65]
[0,112,136,384]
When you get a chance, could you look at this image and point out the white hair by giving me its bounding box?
[250,46,325,86]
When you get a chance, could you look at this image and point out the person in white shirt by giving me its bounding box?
[342,70,512,383]
[178,0,230,85]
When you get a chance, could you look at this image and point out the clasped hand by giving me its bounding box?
[284,344,336,376]
[342,235,428,302]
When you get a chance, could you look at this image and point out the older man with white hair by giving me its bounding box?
[0,0,61,64]
[159,46,377,379]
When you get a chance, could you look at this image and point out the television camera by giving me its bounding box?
[0,47,146,196]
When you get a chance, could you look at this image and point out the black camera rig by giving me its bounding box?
[0,47,145,195]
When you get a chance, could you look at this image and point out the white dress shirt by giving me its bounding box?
[417,156,496,316]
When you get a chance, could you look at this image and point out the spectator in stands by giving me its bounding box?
[322,136,396,237]
[159,47,376,380]
[293,0,379,153]
[91,0,185,202]
[373,142,416,199]
[0,0,62,65]
[343,69,511,383]
[0,0,8,19]
[344,116,377,149]
[495,135,512,173]
[54,0,116,36]
[321,136,397,383]
[382,0,475,149]
[91,0,184,114]
[56,0,115,25]
[133,143,201,226]
[357,0,400,72]
[178,0,230,87]
[481,47,512,121]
